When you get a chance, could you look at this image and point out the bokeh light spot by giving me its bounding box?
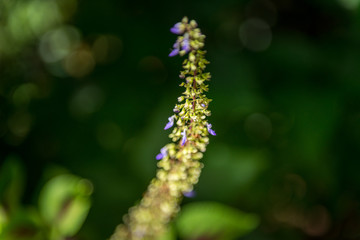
[8,3,35,44]
[96,121,123,150]
[64,48,95,78]
[12,83,38,107]
[138,56,167,84]
[245,0,278,26]
[69,84,104,118]
[7,112,32,138]
[338,0,360,9]
[27,0,61,37]
[39,25,81,63]
[239,18,272,51]
[244,112,272,142]
[284,174,307,199]
[77,179,94,196]
[302,205,331,236]
[92,35,122,63]
[56,0,78,20]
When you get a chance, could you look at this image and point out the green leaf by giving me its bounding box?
[176,202,259,240]
[0,155,24,213]
[155,225,176,240]
[0,207,44,240]
[0,205,8,237]
[38,174,93,238]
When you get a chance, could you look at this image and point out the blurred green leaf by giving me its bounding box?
[0,207,44,240]
[155,224,176,240]
[0,205,8,236]
[200,145,268,201]
[38,174,93,239]
[176,202,259,240]
[0,155,24,213]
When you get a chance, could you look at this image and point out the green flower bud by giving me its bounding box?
[189,53,196,62]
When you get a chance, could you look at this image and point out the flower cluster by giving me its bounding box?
[168,17,206,57]
[111,17,215,240]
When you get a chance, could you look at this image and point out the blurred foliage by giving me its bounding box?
[155,202,259,240]
[38,174,92,239]
[2,0,360,239]
[176,202,259,240]
[0,157,92,240]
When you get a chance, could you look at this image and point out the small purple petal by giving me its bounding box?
[201,103,206,108]
[169,48,179,57]
[183,190,196,198]
[164,116,175,130]
[164,121,174,130]
[181,137,186,146]
[156,147,168,160]
[207,123,216,136]
[182,38,191,53]
[160,147,167,156]
[173,41,180,48]
[181,129,187,146]
[156,153,163,160]
[170,23,184,34]
[208,128,216,136]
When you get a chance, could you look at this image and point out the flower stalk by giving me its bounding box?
[110,17,215,240]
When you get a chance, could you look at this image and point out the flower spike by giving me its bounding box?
[111,17,215,240]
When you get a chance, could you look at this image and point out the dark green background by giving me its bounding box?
[1,0,360,239]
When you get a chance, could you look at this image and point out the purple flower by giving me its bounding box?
[170,22,184,35]
[181,129,187,146]
[164,116,175,130]
[169,42,181,57]
[169,48,179,57]
[207,123,216,136]
[155,153,163,160]
[183,190,196,198]
[201,103,206,108]
[182,37,191,53]
[156,147,167,160]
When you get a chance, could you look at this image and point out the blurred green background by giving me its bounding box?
[1,0,360,239]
